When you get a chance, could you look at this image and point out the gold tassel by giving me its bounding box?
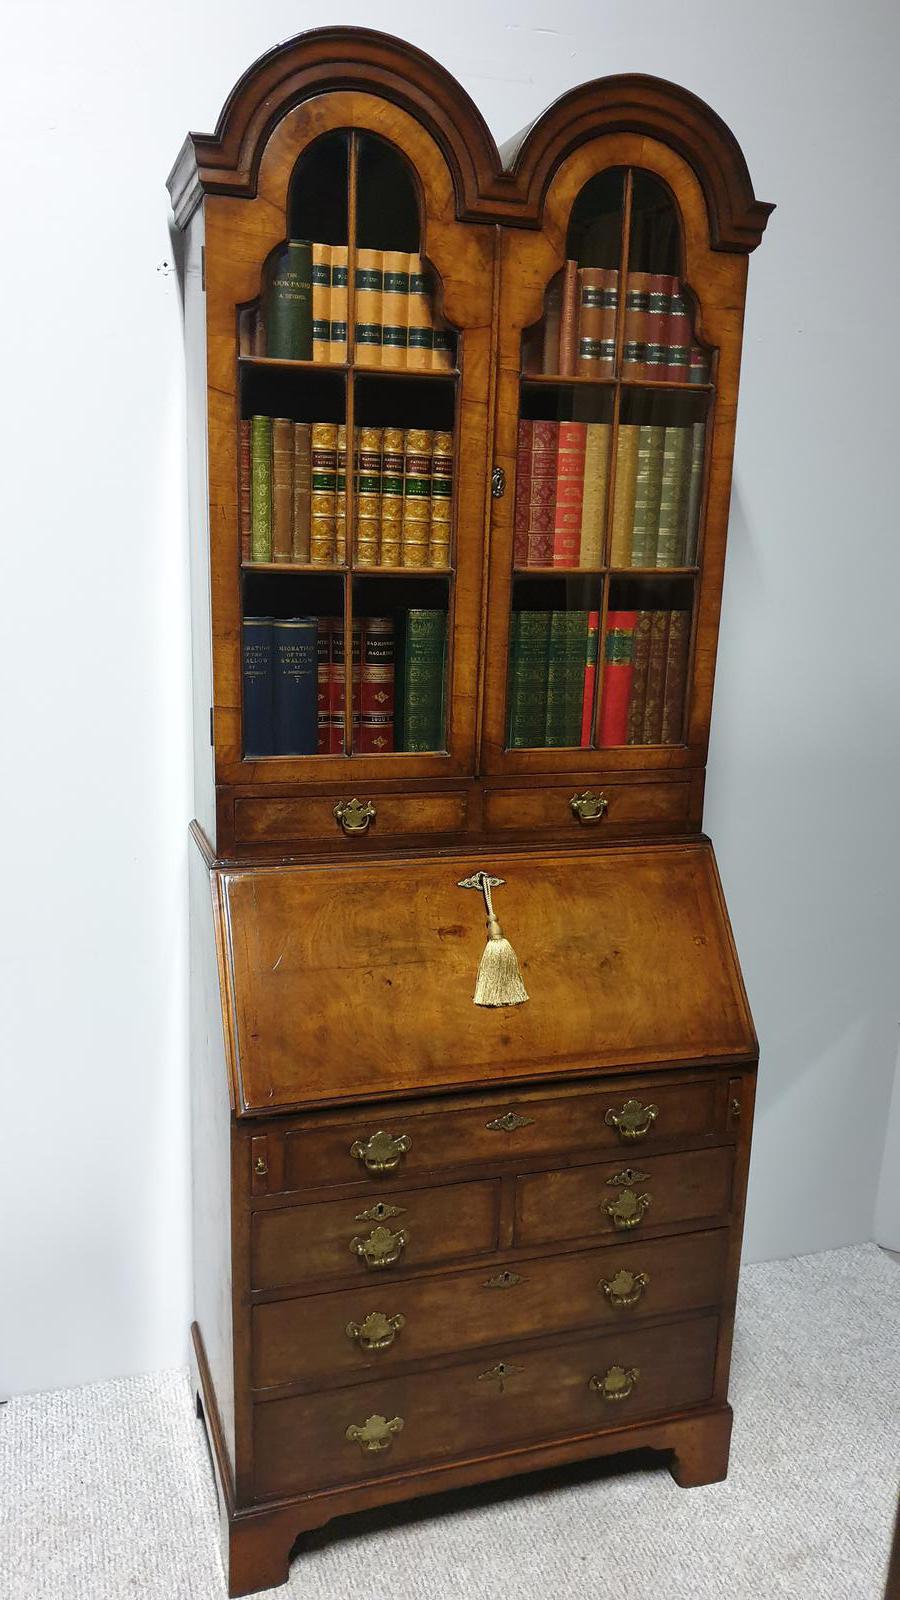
[458,872,529,1008]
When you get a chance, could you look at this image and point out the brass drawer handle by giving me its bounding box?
[350,1130,412,1174]
[570,789,608,823]
[601,1267,649,1308]
[602,1188,651,1230]
[590,1364,640,1403]
[345,1310,406,1351]
[345,1413,404,1453]
[253,1154,268,1176]
[350,1224,408,1269]
[605,1098,659,1142]
[334,796,376,835]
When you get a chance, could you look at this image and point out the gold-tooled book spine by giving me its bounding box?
[641,609,671,743]
[292,423,311,562]
[578,422,610,567]
[311,243,332,365]
[334,424,347,565]
[354,248,382,369]
[310,421,338,564]
[271,418,294,562]
[329,245,348,364]
[381,249,409,371]
[379,426,404,566]
[406,254,434,372]
[355,425,382,568]
[626,609,653,743]
[610,425,640,567]
[429,430,453,568]
[402,428,433,567]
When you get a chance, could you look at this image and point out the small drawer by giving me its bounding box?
[252,1178,500,1291]
[278,1077,727,1194]
[515,1147,734,1248]
[483,779,696,836]
[252,1227,730,1389]
[253,1311,719,1496]
[233,790,468,847]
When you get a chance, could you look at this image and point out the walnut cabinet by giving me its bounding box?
[168,27,771,1595]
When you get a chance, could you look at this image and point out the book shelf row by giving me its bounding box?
[523,265,710,386]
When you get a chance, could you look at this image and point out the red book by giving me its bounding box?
[598,610,638,746]
[623,271,651,380]
[316,619,331,753]
[528,420,558,565]
[580,609,600,747]
[328,617,345,754]
[666,278,692,382]
[644,274,673,382]
[513,420,532,567]
[552,420,587,567]
[558,259,579,376]
[357,617,395,752]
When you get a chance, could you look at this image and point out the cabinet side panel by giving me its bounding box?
[189,836,235,1474]
[184,208,215,841]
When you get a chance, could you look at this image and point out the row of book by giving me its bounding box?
[525,264,710,384]
[599,608,691,746]
[242,611,447,757]
[245,240,456,370]
[514,419,705,570]
[242,420,454,569]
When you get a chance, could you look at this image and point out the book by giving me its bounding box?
[558,259,579,377]
[630,424,665,566]
[431,326,456,373]
[656,425,691,567]
[513,420,533,567]
[249,415,273,562]
[545,610,589,747]
[542,273,562,373]
[291,423,311,561]
[552,421,587,567]
[665,279,691,381]
[642,609,671,742]
[683,422,707,563]
[644,274,672,381]
[406,254,434,371]
[272,618,318,754]
[329,245,349,363]
[609,425,640,567]
[598,610,638,746]
[381,249,409,370]
[398,609,446,751]
[311,243,332,364]
[429,430,453,568]
[330,618,362,752]
[623,270,651,379]
[316,618,331,753]
[379,426,404,566]
[265,240,313,360]
[576,267,617,378]
[528,420,558,565]
[239,419,251,563]
[354,247,383,366]
[401,428,432,567]
[310,421,337,564]
[579,422,610,567]
[358,617,395,752]
[661,609,690,743]
[242,617,274,756]
[334,424,347,564]
[355,425,382,567]
[580,609,600,747]
[507,610,550,748]
[271,418,294,562]
[688,344,710,384]
[626,610,654,743]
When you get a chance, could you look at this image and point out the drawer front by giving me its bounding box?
[516,1147,734,1248]
[252,1179,500,1291]
[252,1227,730,1389]
[253,1312,719,1496]
[277,1077,725,1194]
[233,790,468,846]
[483,780,695,835]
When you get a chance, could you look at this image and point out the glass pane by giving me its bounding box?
[241,574,345,757]
[609,390,709,570]
[522,169,625,379]
[514,386,614,571]
[354,378,456,571]
[506,575,602,750]
[597,576,694,748]
[237,369,346,566]
[624,171,709,384]
[352,576,449,753]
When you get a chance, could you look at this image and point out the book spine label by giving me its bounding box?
[271,417,294,562]
[316,618,331,754]
[576,268,617,378]
[642,610,671,742]
[506,610,550,748]
[334,424,347,565]
[406,255,434,371]
[311,243,332,364]
[358,616,395,752]
[542,274,562,374]
[329,246,349,363]
[381,250,409,370]
[355,425,382,567]
[242,617,274,756]
[514,419,533,567]
[597,610,638,747]
[354,248,383,367]
[656,425,691,567]
[310,421,337,564]
[644,274,673,382]
[630,424,665,566]
[291,422,311,561]
[626,610,654,743]
[665,278,691,381]
[399,610,446,751]
[683,422,707,564]
[272,618,318,755]
[265,240,313,360]
[558,260,579,376]
[661,608,691,743]
[239,419,251,563]
[379,426,404,566]
[579,422,610,567]
[609,425,639,567]
[429,430,453,568]
[250,415,273,562]
[622,270,651,379]
[401,428,433,568]
[528,420,558,565]
[580,609,600,747]
[552,421,587,567]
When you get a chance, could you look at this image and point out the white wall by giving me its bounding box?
[3,0,899,1394]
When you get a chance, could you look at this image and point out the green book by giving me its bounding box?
[630,424,665,566]
[656,425,691,567]
[398,609,447,752]
[265,240,313,360]
[507,610,551,748]
[250,415,273,561]
[544,610,589,747]
[683,422,707,564]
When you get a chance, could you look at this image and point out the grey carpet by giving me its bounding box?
[2,1243,898,1598]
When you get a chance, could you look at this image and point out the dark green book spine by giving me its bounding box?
[399,609,447,752]
[250,415,273,561]
[506,610,551,748]
[265,240,313,360]
[543,611,588,747]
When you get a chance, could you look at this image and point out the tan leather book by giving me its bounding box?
[311,243,332,365]
[334,424,347,564]
[578,423,610,567]
[401,428,433,566]
[310,421,338,564]
[381,250,409,370]
[609,426,640,566]
[406,254,434,372]
[271,418,294,562]
[291,423,311,561]
[355,425,382,567]
[429,430,453,568]
[379,426,404,565]
[354,248,382,367]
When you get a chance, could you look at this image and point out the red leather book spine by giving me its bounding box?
[580,609,600,747]
[514,419,533,567]
[552,421,587,567]
[598,609,638,746]
[558,259,579,377]
[528,421,558,566]
[623,271,651,380]
[666,278,692,382]
[601,267,619,376]
[644,274,672,383]
[357,616,395,752]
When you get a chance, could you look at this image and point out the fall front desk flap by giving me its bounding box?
[215,841,756,1113]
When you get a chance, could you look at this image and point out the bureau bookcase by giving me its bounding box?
[169,28,772,1595]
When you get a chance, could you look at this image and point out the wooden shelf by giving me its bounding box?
[513,566,699,577]
[241,562,453,577]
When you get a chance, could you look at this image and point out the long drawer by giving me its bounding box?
[253,1312,719,1497]
[515,1146,734,1247]
[252,1228,730,1389]
[252,1179,500,1291]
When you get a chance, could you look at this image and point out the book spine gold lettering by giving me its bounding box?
[578,422,610,567]
[355,425,383,568]
[429,430,453,569]
[609,425,640,568]
[558,259,579,377]
[329,246,349,364]
[250,415,272,562]
[381,250,409,371]
[334,424,347,565]
[378,426,404,566]
[401,427,433,568]
[311,243,332,365]
[310,421,337,564]
[271,418,294,563]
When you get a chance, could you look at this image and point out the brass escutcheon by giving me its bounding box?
[350,1129,412,1174]
[485,1111,535,1132]
[334,797,376,835]
[601,1267,650,1308]
[345,1310,406,1352]
[349,1224,408,1269]
[253,1155,268,1176]
[602,1188,652,1231]
[604,1098,659,1142]
[569,790,609,823]
[483,1269,524,1289]
[345,1413,404,1453]
[590,1364,640,1402]
[477,1360,523,1393]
